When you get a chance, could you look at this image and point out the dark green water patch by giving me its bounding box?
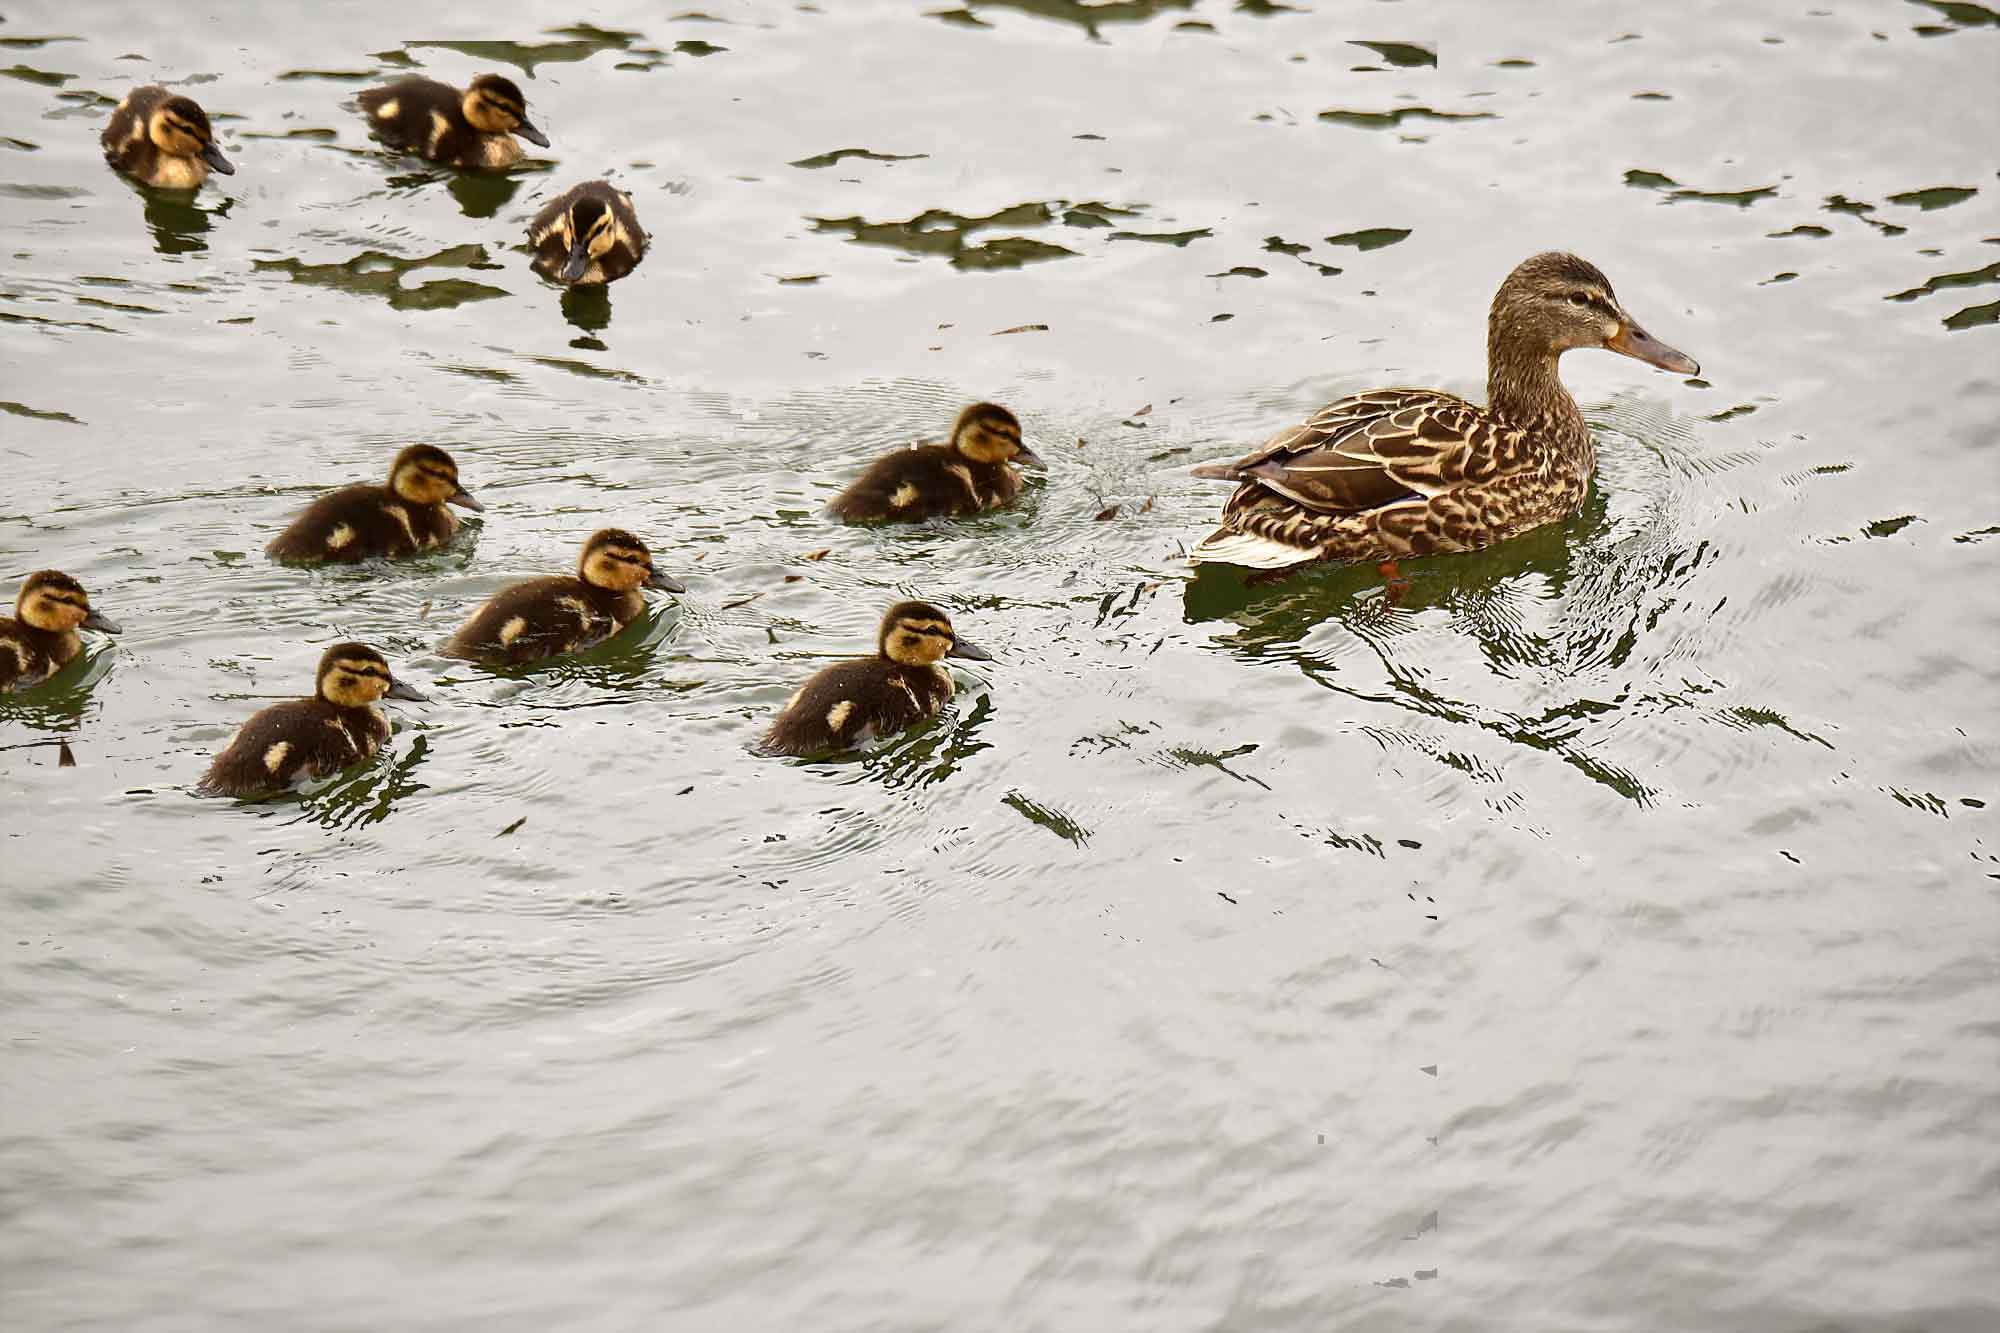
[0,64,72,86]
[254,244,509,310]
[1885,260,2000,302]
[1108,228,1211,246]
[790,148,928,169]
[1348,41,1436,68]
[1823,194,1909,236]
[1003,789,1090,844]
[1907,0,1999,27]
[1887,185,1977,210]
[1,400,83,424]
[1767,224,1832,238]
[1862,515,1921,539]
[1324,227,1411,251]
[1944,299,1999,330]
[1318,106,1495,129]
[940,0,1198,40]
[1624,168,1680,190]
[275,69,379,83]
[811,202,1091,268]
[410,27,650,75]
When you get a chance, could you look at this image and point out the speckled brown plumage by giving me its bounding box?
[267,445,482,564]
[197,643,422,798]
[357,73,548,170]
[101,86,234,190]
[0,571,120,693]
[759,601,991,757]
[442,529,683,665]
[828,403,1039,523]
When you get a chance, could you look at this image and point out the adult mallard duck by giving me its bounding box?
[197,643,424,798]
[101,87,235,189]
[758,600,990,756]
[827,402,1041,523]
[529,181,646,285]
[442,528,684,665]
[266,444,483,564]
[1189,252,1698,571]
[0,571,121,692]
[356,72,548,169]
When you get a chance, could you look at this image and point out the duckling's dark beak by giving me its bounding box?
[385,677,427,702]
[82,609,122,634]
[647,568,687,594]
[515,120,550,149]
[559,237,592,283]
[1608,320,1699,376]
[448,487,485,512]
[201,142,235,175]
[1013,442,1045,468]
[948,637,992,662]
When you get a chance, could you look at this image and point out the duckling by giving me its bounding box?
[759,600,991,757]
[198,643,424,798]
[529,181,646,286]
[101,86,235,190]
[356,72,548,169]
[267,444,484,564]
[442,528,685,665]
[0,571,121,693]
[828,403,1041,523]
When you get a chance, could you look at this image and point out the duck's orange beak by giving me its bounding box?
[1608,320,1699,376]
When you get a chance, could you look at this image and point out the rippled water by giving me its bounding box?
[4,2,1998,1328]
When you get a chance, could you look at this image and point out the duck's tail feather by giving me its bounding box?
[1188,525,1316,570]
[1189,461,1247,483]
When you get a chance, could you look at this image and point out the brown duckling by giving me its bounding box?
[197,643,424,798]
[356,72,548,169]
[442,528,685,665]
[529,181,646,285]
[267,444,483,564]
[101,86,235,190]
[827,402,1041,523]
[0,571,121,693]
[759,600,990,757]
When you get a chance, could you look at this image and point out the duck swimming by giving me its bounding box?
[356,72,548,169]
[442,528,684,665]
[759,600,990,757]
[828,402,1041,523]
[197,642,424,798]
[1189,251,1698,572]
[267,444,483,564]
[101,87,234,189]
[529,181,646,285]
[0,571,121,693]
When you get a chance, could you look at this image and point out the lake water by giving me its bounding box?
[3,2,1997,1328]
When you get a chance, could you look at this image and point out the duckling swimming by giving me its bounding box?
[356,72,548,169]
[0,571,121,693]
[198,643,424,798]
[827,402,1041,523]
[442,528,684,665]
[759,600,990,757]
[101,86,235,189]
[529,181,646,285]
[267,444,483,564]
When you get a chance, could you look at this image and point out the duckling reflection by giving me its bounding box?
[443,528,684,665]
[529,181,645,286]
[759,601,991,757]
[198,643,424,798]
[357,72,548,169]
[267,444,483,564]
[828,403,1041,523]
[101,86,234,190]
[0,571,121,693]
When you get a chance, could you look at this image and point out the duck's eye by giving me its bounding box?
[1568,292,1590,307]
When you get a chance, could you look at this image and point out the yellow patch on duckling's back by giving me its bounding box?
[890,482,920,509]
[374,97,399,122]
[498,616,528,646]
[325,523,355,552]
[826,700,854,732]
[263,741,291,775]
[427,109,451,156]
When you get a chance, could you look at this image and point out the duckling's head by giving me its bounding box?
[578,528,686,594]
[315,642,424,708]
[1491,252,1697,375]
[878,600,991,666]
[557,191,619,283]
[388,444,483,511]
[950,402,1041,466]
[147,95,233,175]
[15,570,121,635]
[463,74,549,148]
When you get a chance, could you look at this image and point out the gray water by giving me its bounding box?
[4,2,1998,1329]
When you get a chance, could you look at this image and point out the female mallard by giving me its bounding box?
[759,600,990,756]
[267,444,483,564]
[197,643,424,798]
[0,571,121,693]
[529,181,645,285]
[1189,252,1698,571]
[101,87,235,189]
[442,528,684,665]
[828,402,1041,523]
[356,73,548,169]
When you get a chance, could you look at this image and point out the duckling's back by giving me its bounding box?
[827,445,1023,522]
[266,483,457,563]
[0,613,68,692]
[198,698,384,797]
[443,575,623,663]
[760,659,952,756]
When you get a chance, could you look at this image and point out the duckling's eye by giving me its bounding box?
[1568,292,1590,307]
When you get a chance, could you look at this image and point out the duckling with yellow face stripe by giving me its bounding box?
[530,181,646,286]
[828,402,1041,523]
[356,72,548,170]
[759,601,991,757]
[101,86,235,190]
[0,571,121,693]
[442,528,685,665]
[197,643,424,798]
[267,444,483,564]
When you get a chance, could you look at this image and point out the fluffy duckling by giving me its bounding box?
[356,72,548,169]
[828,403,1041,523]
[529,181,647,285]
[443,528,685,665]
[198,643,423,798]
[0,571,121,693]
[267,444,483,564]
[101,86,235,189]
[759,600,990,757]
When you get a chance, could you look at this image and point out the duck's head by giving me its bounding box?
[950,402,1041,467]
[462,74,548,148]
[389,444,483,511]
[147,95,233,176]
[1491,252,1697,375]
[554,191,621,283]
[16,570,121,635]
[878,600,990,666]
[315,642,424,707]
[578,528,685,594]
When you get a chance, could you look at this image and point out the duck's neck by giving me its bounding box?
[1487,334,1591,467]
